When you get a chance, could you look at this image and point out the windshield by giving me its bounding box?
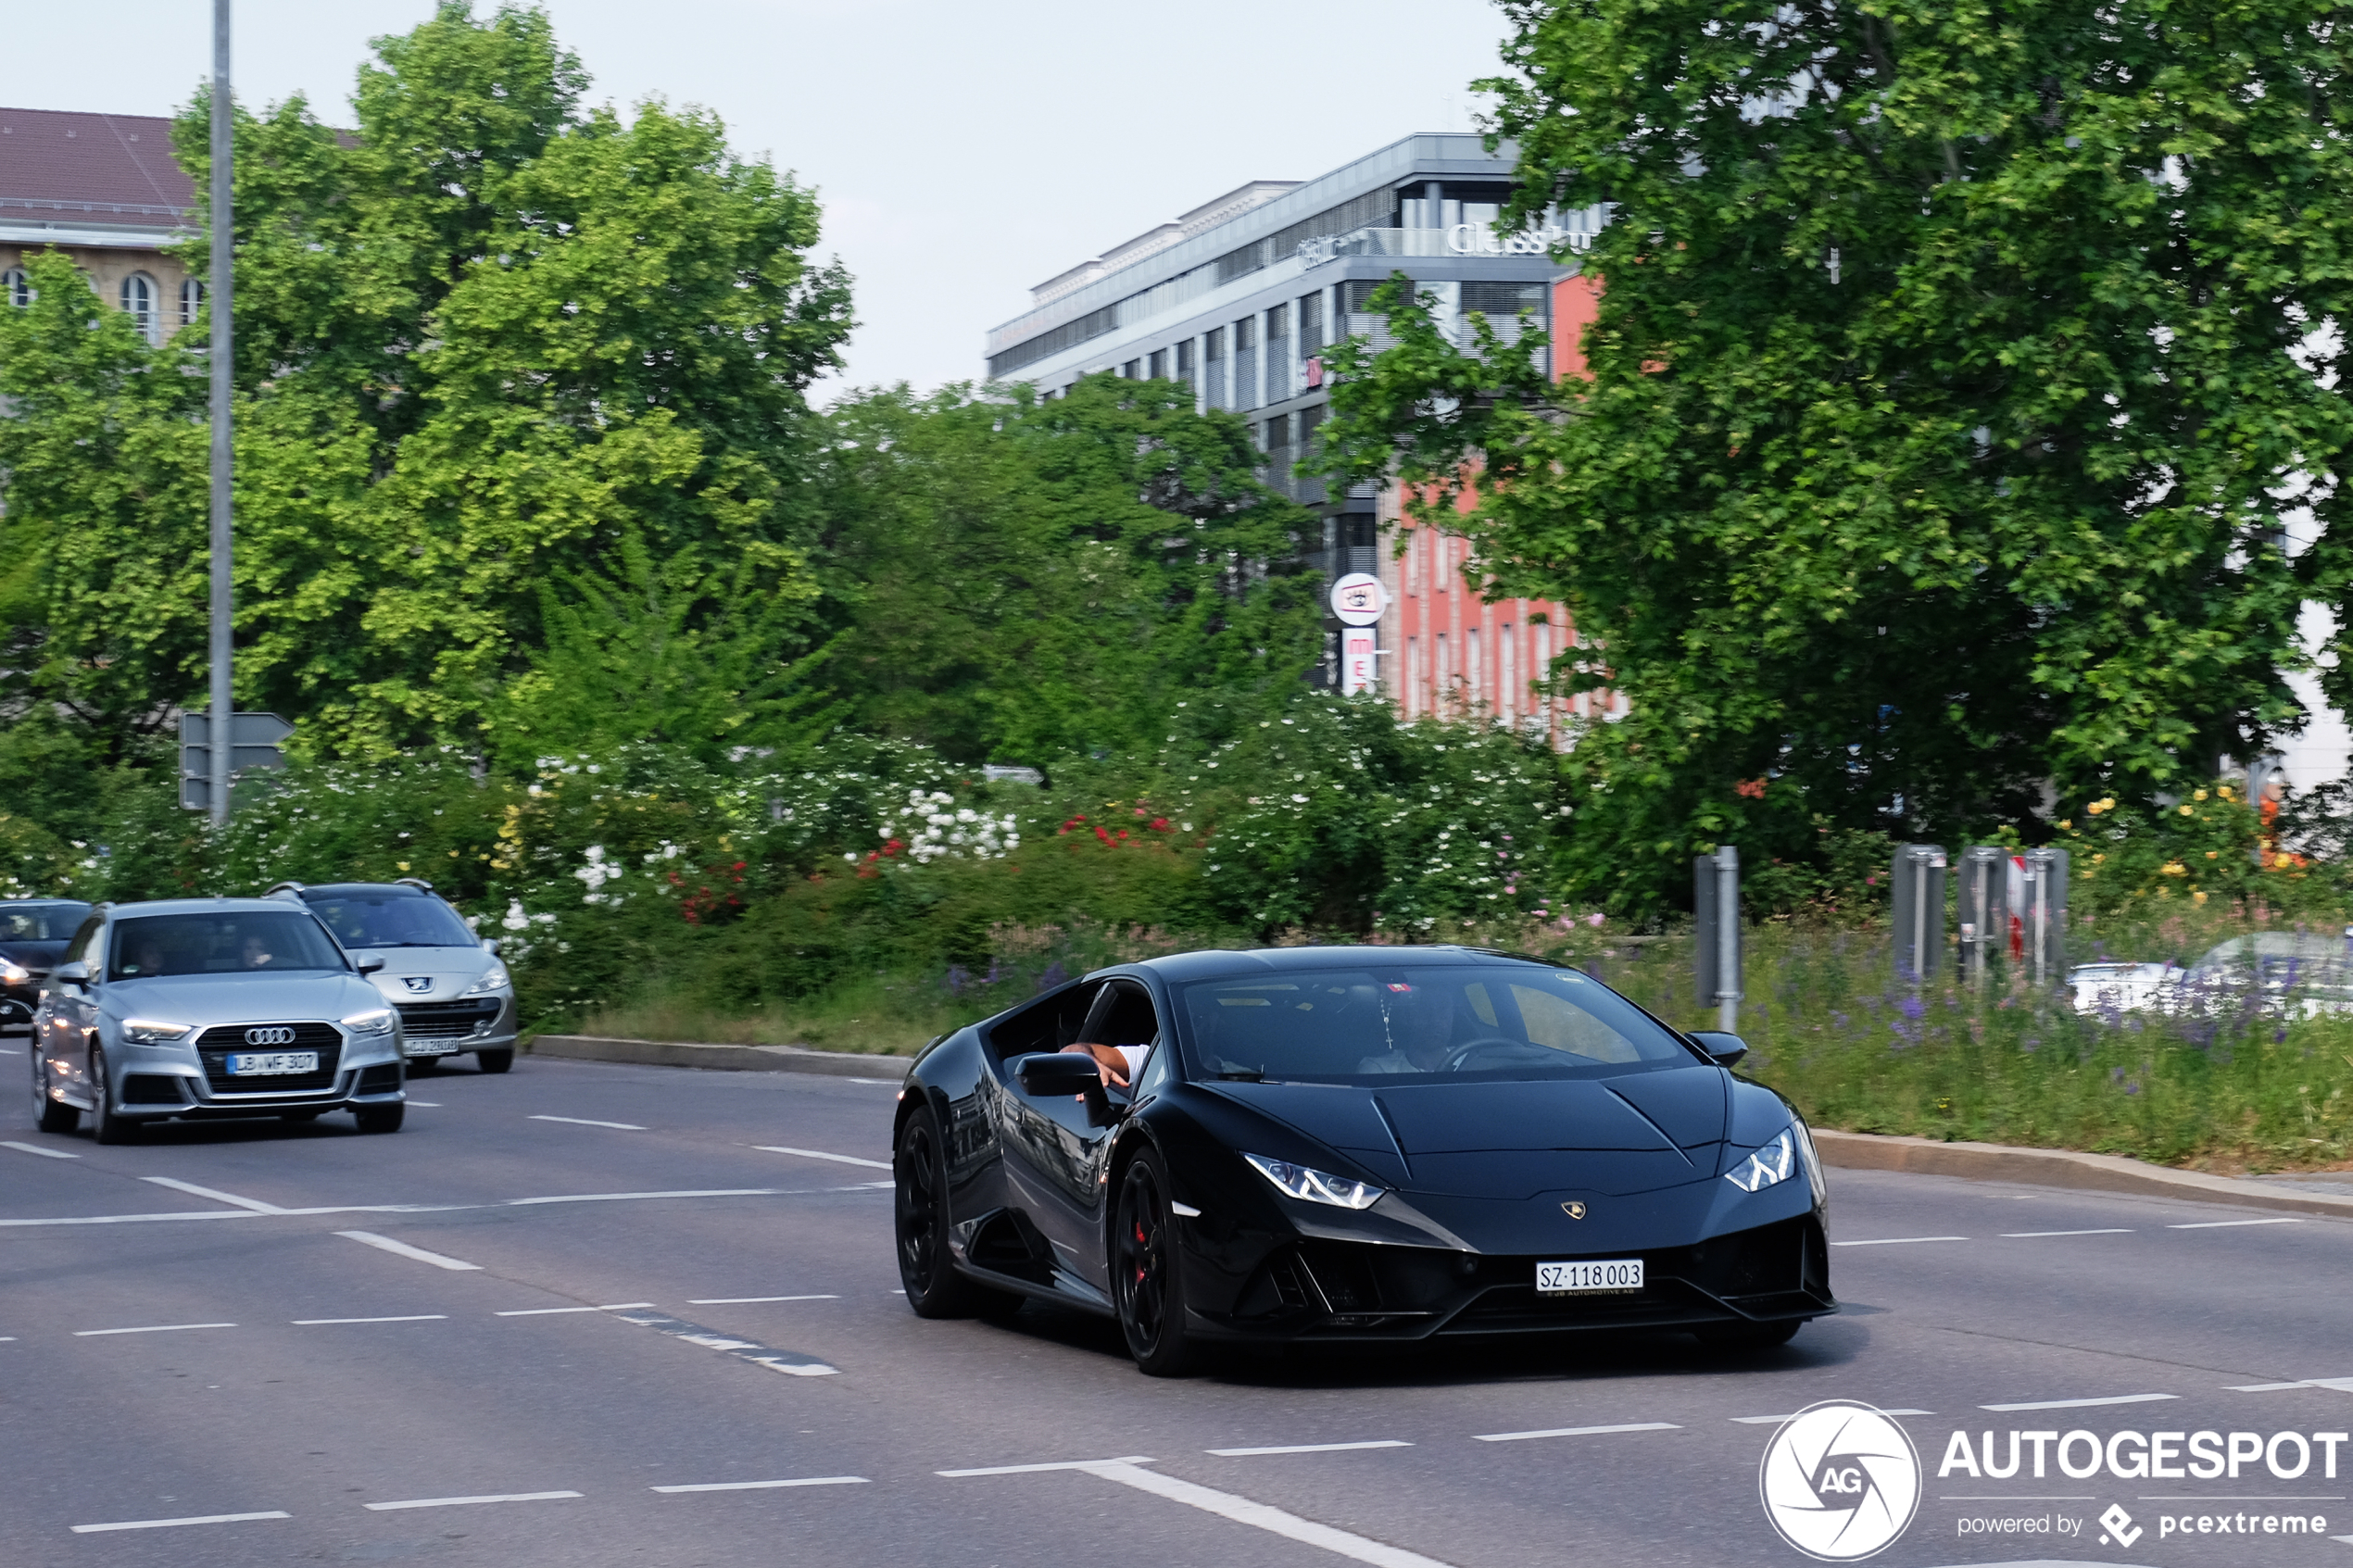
[2191,935,2353,987]
[109,911,349,981]
[306,893,477,949]
[1175,962,1702,1085]
[0,901,91,942]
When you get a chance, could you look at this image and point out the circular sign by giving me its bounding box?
[1757,1400,1921,1562]
[1328,571,1387,626]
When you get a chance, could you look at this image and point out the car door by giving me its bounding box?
[42,915,104,1104]
[997,978,1163,1298]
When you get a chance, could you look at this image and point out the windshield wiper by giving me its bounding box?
[1212,1067,1266,1082]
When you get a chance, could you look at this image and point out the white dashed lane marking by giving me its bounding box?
[72,1511,289,1533]
[606,1308,838,1377]
[334,1231,482,1272]
[1209,1441,1411,1457]
[938,1457,1156,1477]
[1730,1409,1932,1424]
[494,1304,654,1316]
[144,1176,288,1213]
[2228,1376,2353,1392]
[1981,1393,2178,1411]
[687,1295,838,1305]
[364,1492,582,1512]
[755,1146,893,1170]
[506,1189,778,1206]
[293,1315,448,1325]
[651,1476,869,1493]
[74,1322,236,1337]
[1473,1423,1678,1443]
[1999,1228,2133,1238]
[1,1140,77,1159]
[528,1115,646,1130]
[2171,1217,2304,1228]
[1831,1236,1969,1248]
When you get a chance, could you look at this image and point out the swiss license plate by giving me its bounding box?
[228,1050,318,1076]
[1537,1258,1643,1295]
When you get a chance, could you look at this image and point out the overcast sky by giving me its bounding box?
[2,0,1510,396]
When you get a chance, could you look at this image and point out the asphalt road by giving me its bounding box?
[6,1048,2352,1568]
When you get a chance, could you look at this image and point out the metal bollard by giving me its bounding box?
[1693,845,1743,1030]
[1958,847,2007,983]
[1891,845,1948,983]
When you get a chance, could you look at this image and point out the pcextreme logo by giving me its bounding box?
[1759,1401,1923,1561]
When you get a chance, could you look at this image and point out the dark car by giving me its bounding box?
[891,946,1833,1375]
[0,899,93,1030]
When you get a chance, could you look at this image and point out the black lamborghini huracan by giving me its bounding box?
[891,946,1833,1374]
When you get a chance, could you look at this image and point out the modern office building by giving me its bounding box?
[984,132,1622,734]
[0,107,199,343]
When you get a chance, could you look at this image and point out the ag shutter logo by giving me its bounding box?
[1759,1400,1922,1561]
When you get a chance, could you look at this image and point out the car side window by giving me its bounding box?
[64,917,103,969]
[984,981,1101,1063]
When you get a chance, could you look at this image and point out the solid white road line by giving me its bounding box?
[406,1100,443,1107]
[1981,1393,2179,1411]
[1209,1441,1412,1457]
[687,1295,839,1305]
[72,1511,290,1533]
[0,1210,266,1228]
[1730,1409,1933,1424]
[1999,1228,2133,1238]
[845,1077,899,1085]
[1082,1461,1463,1568]
[528,1115,646,1130]
[143,1176,289,1213]
[75,1323,237,1336]
[506,1189,778,1206]
[651,1476,870,1493]
[2171,1217,2304,1229]
[364,1492,582,1512]
[939,1456,1157,1477]
[493,1303,655,1316]
[2228,1376,2353,1393]
[755,1145,893,1170]
[293,1315,448,1325]
[1473,1423,1679,1443]
[1,1139,78,1159]
[1830,1236,1969,1248]
[334,1230,483,1272]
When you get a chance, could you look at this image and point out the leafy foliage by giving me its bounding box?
[1319,0,2353,912]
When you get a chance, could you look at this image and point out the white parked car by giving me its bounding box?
[2069,931,2353,1019]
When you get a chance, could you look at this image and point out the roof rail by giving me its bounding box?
[262,881,306,897]
[395,877,435,893]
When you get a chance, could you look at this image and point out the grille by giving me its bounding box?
[122,1073,186,1105]
[396,998,503,1039]
[195,1022,344,1095]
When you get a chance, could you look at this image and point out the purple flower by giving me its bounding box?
[1897,993,1926,1022]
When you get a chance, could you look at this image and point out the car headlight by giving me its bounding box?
[342,1008,396,1036]
[120,1018,195,1044]
[0,960,29,987]
[1726,1128,1800,1194]
[1242,1152,1385,1210]
[463,962,512,995]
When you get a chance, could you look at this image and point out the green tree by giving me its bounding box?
[0,2,852,770]
[1320,0,2353,911]
[816,374,1324,764]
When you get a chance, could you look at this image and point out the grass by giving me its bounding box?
[577,973,984,1058]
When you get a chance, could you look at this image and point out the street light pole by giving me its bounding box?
[207,0,233,826]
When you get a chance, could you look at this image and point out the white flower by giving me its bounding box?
[501,899,531,933]
[1290,794,1309,804]
[843,853,858,863]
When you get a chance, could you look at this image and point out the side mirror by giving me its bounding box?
[354,954,386,976]
[1690,1030,1748,1068]
[51,960,90,988]
[1013,1051,1104,1098]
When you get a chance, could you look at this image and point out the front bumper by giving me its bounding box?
[106,1035,405,1120]
[1184,1213,1834,1342]
[395,993,515,1057]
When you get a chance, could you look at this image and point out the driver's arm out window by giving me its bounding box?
[1510,984,1643,1063]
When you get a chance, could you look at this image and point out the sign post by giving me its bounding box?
[1328,571,1387,697]
[207,0,235,826]
[181,710,290,811]
[1693,846,1743,1031]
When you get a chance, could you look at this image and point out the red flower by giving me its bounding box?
[1734,778,1768,799]
[1151,818,1169,832]
[1094,826,1112,845]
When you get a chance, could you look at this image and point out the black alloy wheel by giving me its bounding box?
[31,1046,77,1135]
[87,1045,139,1145]
[475,1048,513,1074]
[895,1105,1018,1320]
[1113,1149,1195,1376]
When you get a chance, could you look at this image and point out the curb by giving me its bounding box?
[1814,1128,2353,1220]
[525,1034,911,1081]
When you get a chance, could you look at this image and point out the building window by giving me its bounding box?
[180,277,205,326]
[1406,637,1421,720]
[1264,302,1290,405]
[1203,327,1226,409]
[1299,290,1324,351]
[1466,627,1481,700]
[1500,622,1516,719]
[1406,530,1420,596]
[1233,315,1258,409]
[1147,349,1166,380]
[120,272,159,343]
[1122,359,1140,379]
[1436,633,1450,695]
[1175,339,1193,382]
[2,268,29,307]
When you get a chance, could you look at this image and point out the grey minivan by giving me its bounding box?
[268,881,517,1073]
[31,898,407,1143]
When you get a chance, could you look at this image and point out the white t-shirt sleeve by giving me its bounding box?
[1114,1043,1151,1082]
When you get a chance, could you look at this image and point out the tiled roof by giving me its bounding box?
[0,107,195,219]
